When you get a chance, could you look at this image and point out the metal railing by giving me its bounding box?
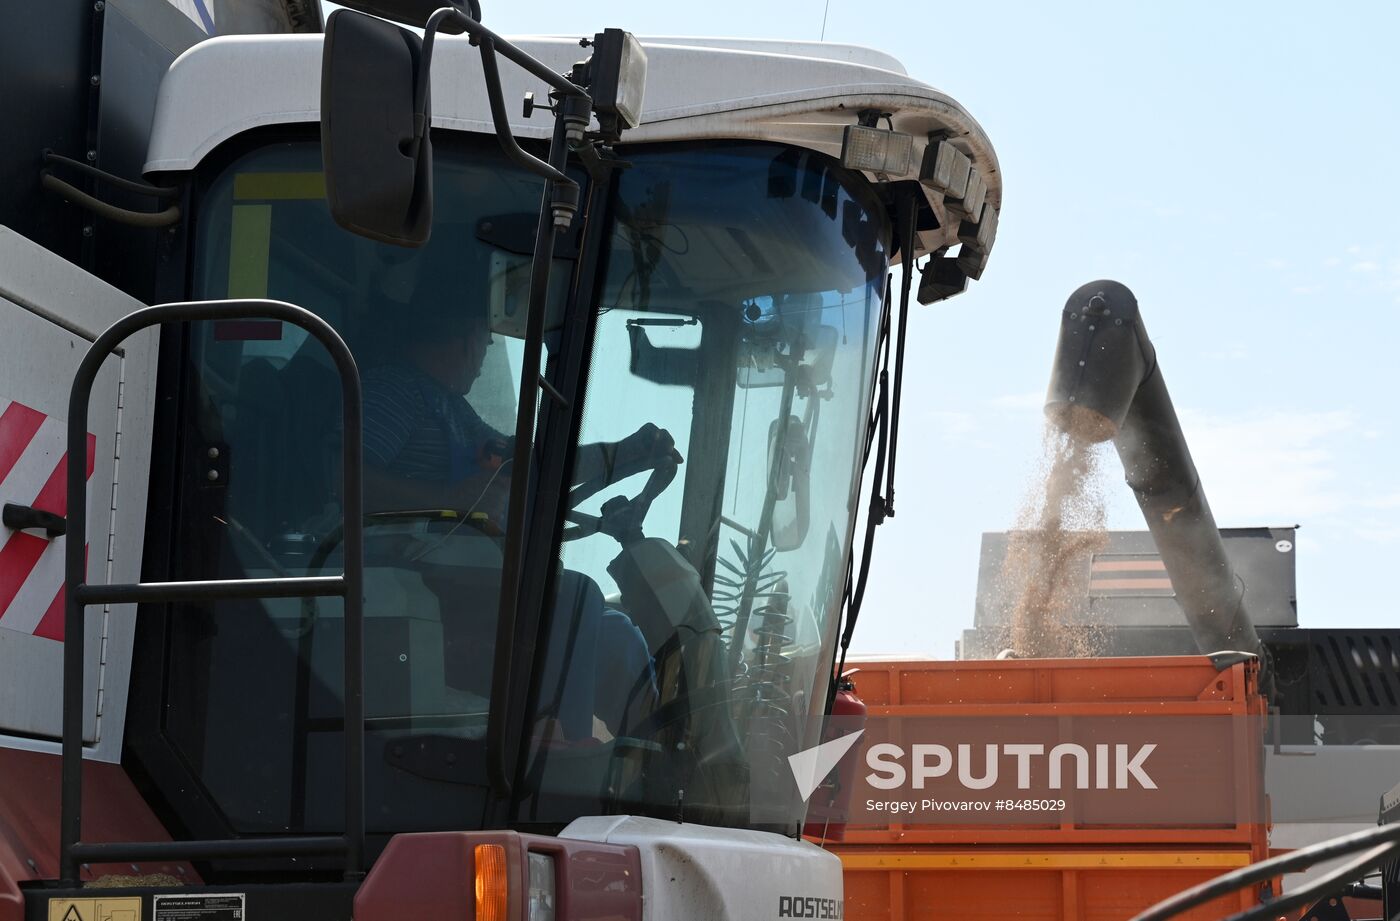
[59,299,366,885]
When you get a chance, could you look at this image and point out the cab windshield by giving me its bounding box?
[163,136,886,840]
[521,144,888,830]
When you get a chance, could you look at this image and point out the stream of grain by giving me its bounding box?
[994,416,1111,658]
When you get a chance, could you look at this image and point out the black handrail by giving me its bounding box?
[60,299,366,885]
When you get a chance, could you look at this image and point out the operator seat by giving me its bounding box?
[435,563,655,742]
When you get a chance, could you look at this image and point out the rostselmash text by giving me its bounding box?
[864,742,1158,790]
[778,896,844,919]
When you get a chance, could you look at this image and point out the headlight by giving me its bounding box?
[527,852,556,921]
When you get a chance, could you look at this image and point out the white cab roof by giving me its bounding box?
[145,33,1000,255]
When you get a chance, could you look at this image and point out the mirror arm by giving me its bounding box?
[419,6,583,97]
[417,6,589,191]
[477,39,575,186]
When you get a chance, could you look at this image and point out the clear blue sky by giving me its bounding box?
[486,1,1400,656]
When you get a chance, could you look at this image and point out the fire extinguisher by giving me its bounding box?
[803,674,868,842]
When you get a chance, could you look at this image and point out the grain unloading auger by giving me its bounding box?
[1043,279,1273,693]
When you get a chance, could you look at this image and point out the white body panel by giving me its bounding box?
[1268,745,1400,890]
[0,227,158,762]
[143,34,1000,259]
[562,815,843,921]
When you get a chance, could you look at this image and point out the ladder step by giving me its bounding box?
[75,575,345,606]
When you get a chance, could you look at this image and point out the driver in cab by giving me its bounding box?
[358,245,671,742]
[361,258,680,522]
[361,307,512,521]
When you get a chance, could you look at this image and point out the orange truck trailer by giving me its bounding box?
[815,655,1273,921]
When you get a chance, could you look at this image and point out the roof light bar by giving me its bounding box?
[959,202,999,252]
[841,125,913,176]
[958,245,990,281]
[922,138,989,221]
[956,169,987,220]
[919,139,971,198]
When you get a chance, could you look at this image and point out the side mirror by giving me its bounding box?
[320,8,433,247]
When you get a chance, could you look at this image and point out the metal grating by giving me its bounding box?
[1309,631,1400,714]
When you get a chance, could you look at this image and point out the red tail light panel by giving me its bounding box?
[355,831,642,921]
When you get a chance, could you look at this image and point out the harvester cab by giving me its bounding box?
[0,2,1002,919]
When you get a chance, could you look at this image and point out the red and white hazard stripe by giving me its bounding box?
[0,398,94,643]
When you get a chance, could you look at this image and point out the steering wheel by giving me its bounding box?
[562,452,678,545]
[306,509,499,571]
[297,509,501,634]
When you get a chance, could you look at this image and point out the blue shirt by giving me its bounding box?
[362,364,508,483]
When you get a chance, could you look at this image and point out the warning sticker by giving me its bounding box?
[152,894,245,921]
[0,398,97,643]
[47,897,142,921]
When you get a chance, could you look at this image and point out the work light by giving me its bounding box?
[590,28,647,138]
[919,139,971,198]
[840,125,914,176]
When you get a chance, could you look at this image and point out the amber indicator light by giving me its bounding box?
[474,843,509,921]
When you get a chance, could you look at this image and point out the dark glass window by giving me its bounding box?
[172,138,560,833]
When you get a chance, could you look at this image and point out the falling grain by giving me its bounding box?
[994,410,1111,658]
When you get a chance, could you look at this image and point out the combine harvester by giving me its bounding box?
[4,1,1389,918]
[0,0,1006,918]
